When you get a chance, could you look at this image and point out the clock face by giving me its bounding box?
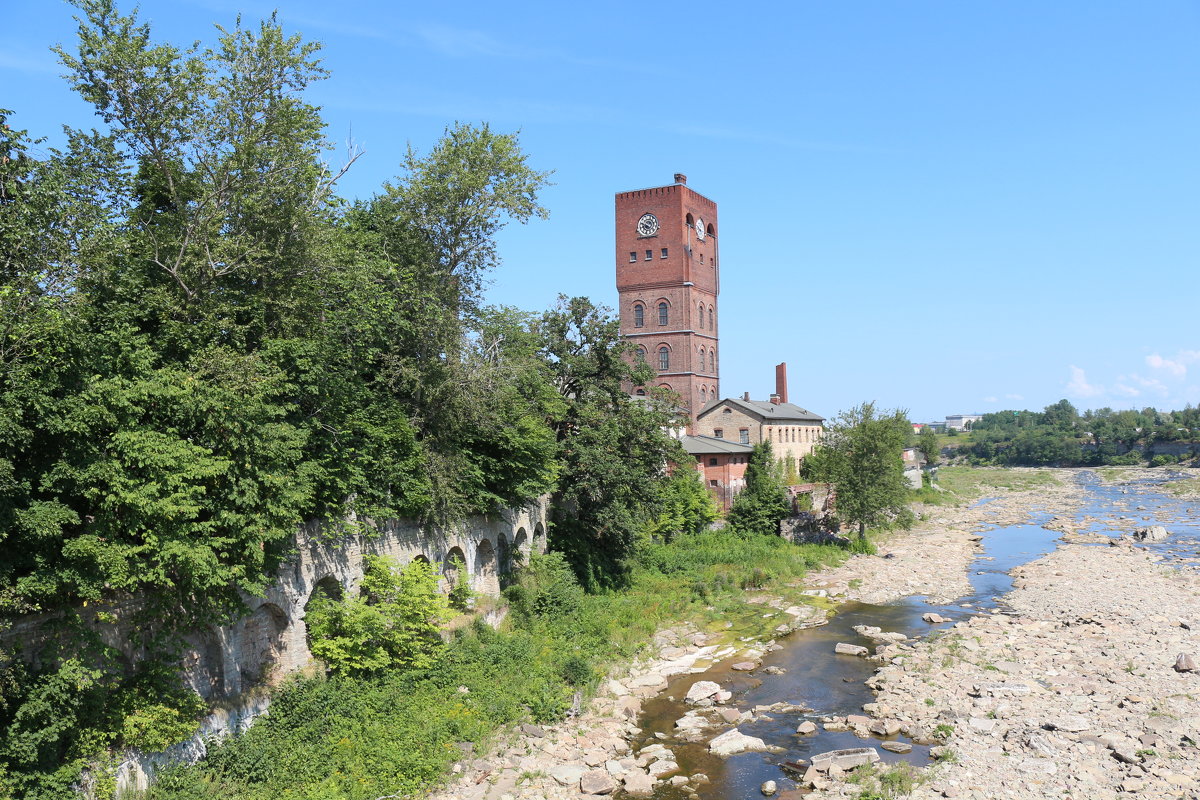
[695,217,706,240]
[636,214,659,237]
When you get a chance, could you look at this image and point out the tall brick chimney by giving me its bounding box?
[742,391,750,401]
[775,362,788,405]
[674,173,687,185]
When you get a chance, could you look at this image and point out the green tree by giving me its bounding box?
[917,425,940,467]
[726,440,791,536]
[304,556,450,675]
[536,297,683,590]
[645,467,720,543]
[804,402,913,538]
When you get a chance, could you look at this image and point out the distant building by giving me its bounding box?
[694,363,824,464]
[945,414,983,431]
[680,435,753,510]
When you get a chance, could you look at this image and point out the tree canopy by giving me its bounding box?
[803,402,913,537]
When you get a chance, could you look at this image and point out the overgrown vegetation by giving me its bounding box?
[0,2,685,794]
[144,538,851,800]
[935,466,1062,499]
[804,402,914,537]
[725,440,790,536]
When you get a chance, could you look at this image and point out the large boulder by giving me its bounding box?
[685,680,722,704]
[580,769,617,795]
[1134,525,1170,542]
[708,728,774,756]
[810,747,880,772]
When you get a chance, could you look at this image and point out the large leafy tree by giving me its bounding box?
[804,402,913,537]
[535,297,683,590]
[726,440,791,536]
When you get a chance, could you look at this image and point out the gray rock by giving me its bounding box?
[621,772,655,797]
[1174,653,1198,673]
[796,721,818,735]
[685,680,722,703]
[810,747,881,772]
[1134,525,1170,542]
[551,764,586,786]
[1044,715,1091,732]
[707,728,774,757]
[881,741,912,753]
[761,779,778,796]
[835,643,870,657]
[580,769,617,795]
[923,613,949,624]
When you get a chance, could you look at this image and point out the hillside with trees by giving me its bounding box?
[960,400,1200,467]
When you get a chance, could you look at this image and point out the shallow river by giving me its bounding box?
[633,471,1198,799]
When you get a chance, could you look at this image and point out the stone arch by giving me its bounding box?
[410,553,431,567]
[497,534,513,586]
[442,546,468,594]
[533,522,547,553]
[474,538,500,597]
[686,212,695,229]
[706,222,716,238]
[513,527,529,564]
[241,602,287,685]
[307,575,343,608]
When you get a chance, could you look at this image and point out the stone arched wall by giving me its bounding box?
[473,538,500,596]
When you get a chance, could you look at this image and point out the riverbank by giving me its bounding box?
[426,468,1092,800]
[802,468,1200,800]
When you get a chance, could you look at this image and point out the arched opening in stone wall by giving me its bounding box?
[442,546,468,595]
[183,628,226,699]
[513,527,528,566]
[533,523,546,553]
[497,535,513,588]
[474,538,500,597]
[240,602,287,685]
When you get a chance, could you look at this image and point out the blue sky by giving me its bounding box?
[6,1,1199,422]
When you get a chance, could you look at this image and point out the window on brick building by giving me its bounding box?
[708,458,718,466]
[633,304,644,327]
[645,249,652,261]
[708,306,714,330]
[660,248,668,258]
[658,346,669,371]
[713,429,723,438]
[636,346,646,362]
[740,429,749,444]
[709,479,718,487]
[658,302,668,325]
[710,349,716,372]
[629,251,636,262]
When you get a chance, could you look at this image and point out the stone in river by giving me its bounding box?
[810,747,880,771]
[708,728,774,756]
[835,643,869,657]
[685,680,722,703]
[731,661,758,671]
[761,779,778,795]
[881,741,912,754]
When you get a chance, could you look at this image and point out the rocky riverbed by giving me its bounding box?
[428,469,1199,800]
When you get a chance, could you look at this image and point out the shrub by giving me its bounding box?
[305,556,450,675]
[504,552,584,621]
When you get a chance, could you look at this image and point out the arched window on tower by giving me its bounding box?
[699,386,706,404]
[710,349,716,372]
[698,301,704,325]
[698,346,705,372]
[633,304,644,328]
[658,346,670,371]
[636,346,646,363]
[708,305,714,330]
[658,302,668,326]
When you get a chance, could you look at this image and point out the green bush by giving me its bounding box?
[1151,454,1180,467]
[305,556,450,675]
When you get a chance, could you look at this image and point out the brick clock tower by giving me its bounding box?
[615,173,719,421]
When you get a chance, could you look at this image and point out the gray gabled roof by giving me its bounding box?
[699,397,825,423]
[681,435,754,455]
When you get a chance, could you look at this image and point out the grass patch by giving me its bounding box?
[935,466,1061,499]
[144,533,852,800]
[1165,475,1200,498]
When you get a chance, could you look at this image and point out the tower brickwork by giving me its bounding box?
[615,173,719,421]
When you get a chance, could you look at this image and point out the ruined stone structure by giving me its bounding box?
[174,501,549,702]
[2,501,550,796]
[615,173,719,421]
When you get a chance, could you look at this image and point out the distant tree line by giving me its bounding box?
[961,400,1200,467]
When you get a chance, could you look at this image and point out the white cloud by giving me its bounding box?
[1146,350,1200,379]
[1005,393,1024,401]
[983,396,998,403]
[1113,383,1140,397]
[1066,365,1104,398]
